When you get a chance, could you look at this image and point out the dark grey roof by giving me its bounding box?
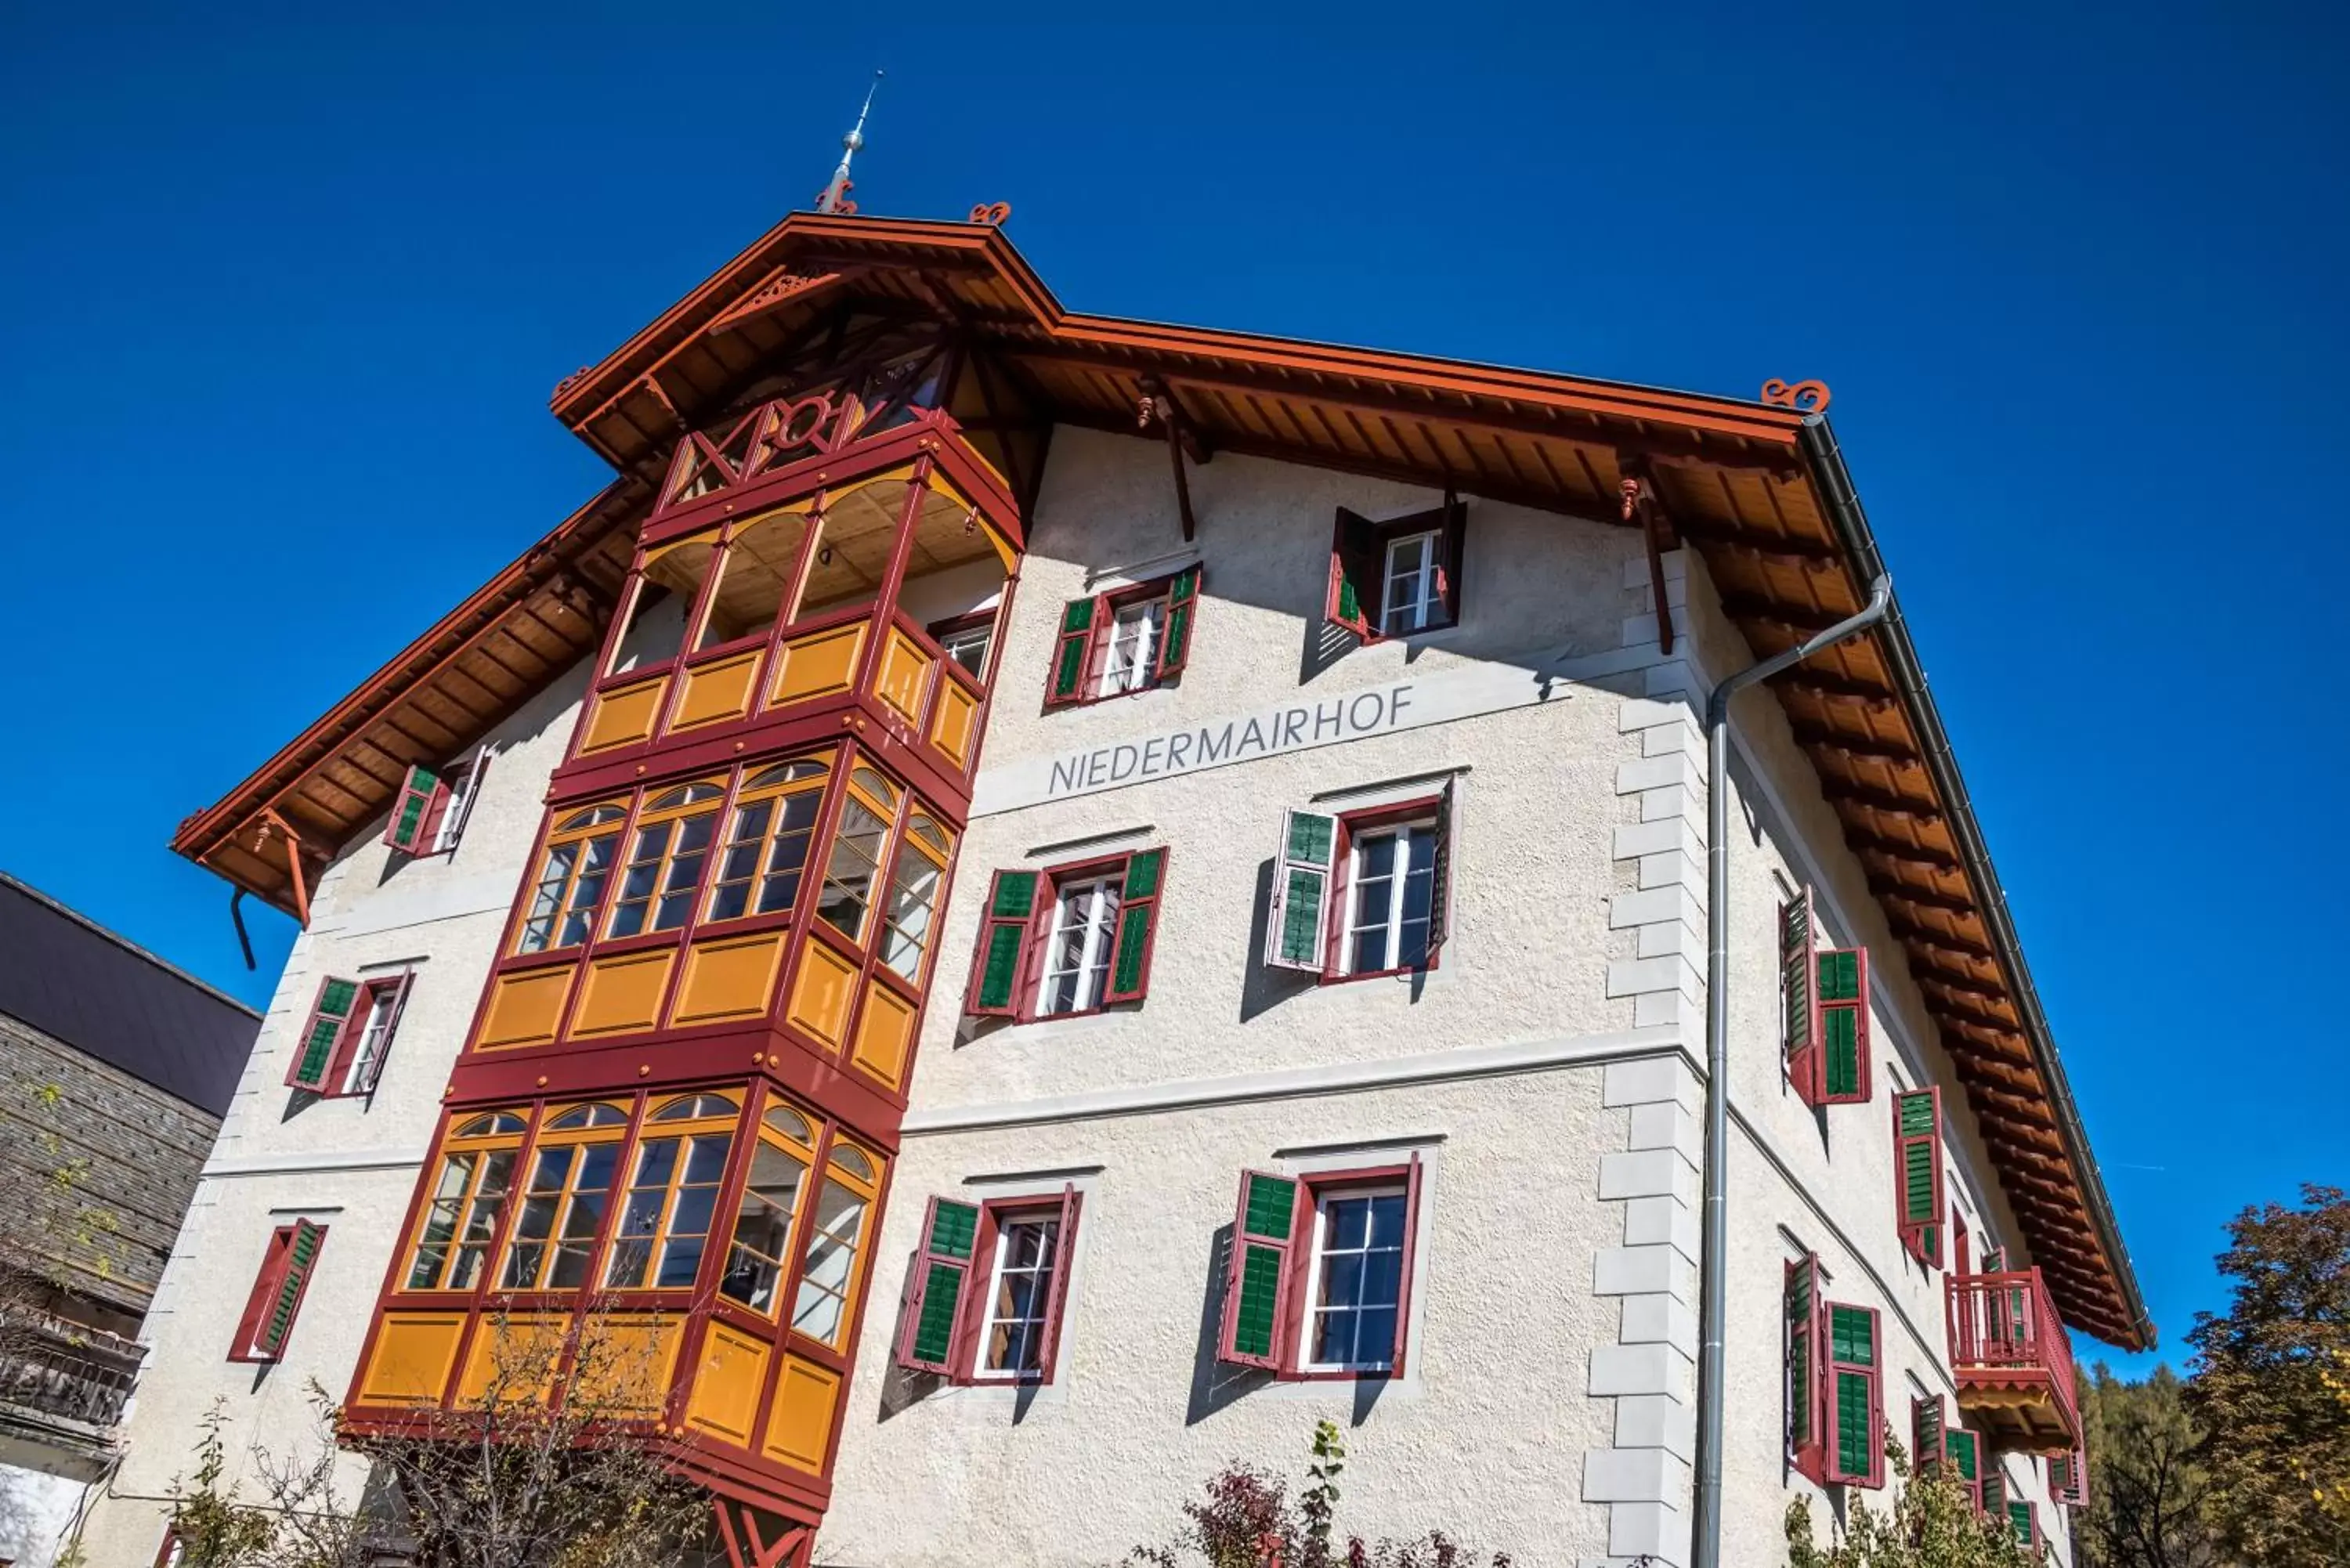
[0,874,259,1116]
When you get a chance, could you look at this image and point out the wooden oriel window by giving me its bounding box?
[515,803,627,954]
[602,1093,741,1291]
[1043,567,1199,708]
[718,1104,817,1317]
[497,1103,629,1292]
[228,1220,327,1362]
[703,761,829,923]
[893,1187,1083,1384]
[964,848,1168,1021]
[403,1111,528,1292]
[1214,1159,1425,1379]
[1264,791,1454,981]
[285,971,413,1097]
[789,1137,885,1349]
[605,782,725,938]
[1326,500,1464,642]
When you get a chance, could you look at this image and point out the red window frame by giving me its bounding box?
[1042,567,1198,710]
[227,1220,327,1363]
[927,605,1006,688]
[963,847,1168,1022]
[154,1524,184,1568]
[284,973,412,1097]
[1325,497,1466,643]
[1294,792,1454,985]
[1213,1158,1424,1382]
[892,1188,1083,1385]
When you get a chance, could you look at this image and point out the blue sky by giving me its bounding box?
[2,2,2340,1371]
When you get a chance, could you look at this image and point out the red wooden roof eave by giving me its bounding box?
[168,480,642,870]
[548,211,1813,461]
[1792,416,2154,1353]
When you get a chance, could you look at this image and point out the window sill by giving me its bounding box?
[1317,960,1440,986]
[1046,679,1178,714]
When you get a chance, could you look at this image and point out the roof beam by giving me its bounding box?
[1790,721,1925,764]
[1844,828,1961,872]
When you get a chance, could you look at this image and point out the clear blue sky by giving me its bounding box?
[2,2,2340,1371]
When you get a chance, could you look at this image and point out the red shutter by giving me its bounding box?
[1434,494,1466,627]
[1326,508,1379,639]
[967,870,1040,1017]
[1824,1302,1885,1487]
[1036,1183,1083,1382]
[1911,1393,1946,1475]
[383,765,446,853]
[1218,1170,1301,1371]
[1386,1153,1425,1374]
[1786,1254,1828,1484]
[1101,848,1166,1005]
[1423,781,1456,961]
[1817,947,1872,1104]
[1045,597,1100,708]
[230,1221,325,1361]
[286,978,361,1091]
[1781,891,1821,1104]
[895,1197,983,1375]
[1894,1087,1946,1268]
[1154,566,1201,682]
[348,973,414,1095]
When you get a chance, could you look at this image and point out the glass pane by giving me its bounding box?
[790,1179,868,1346]
[653,811,717,930]
[519,843,577,952]
[880,850,942,981]
[816,802,888,942]
[560,834,616,947]
[757,791,822,915]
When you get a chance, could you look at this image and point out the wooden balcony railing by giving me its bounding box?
[1946,1267,2079,1451]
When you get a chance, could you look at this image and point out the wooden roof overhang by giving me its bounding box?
[177,211,2149,1349]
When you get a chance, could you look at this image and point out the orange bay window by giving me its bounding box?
[497,1103,630,1292]
[606,1093,741,1292]
[404,1111,529,1292]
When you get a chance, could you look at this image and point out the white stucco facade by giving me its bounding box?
[81,426,2074,1568]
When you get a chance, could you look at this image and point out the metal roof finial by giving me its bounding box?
[817,71,883,215]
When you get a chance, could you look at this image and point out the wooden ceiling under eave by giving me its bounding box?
[170,483,645,917]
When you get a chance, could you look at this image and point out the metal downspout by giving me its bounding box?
[1692,571,1892,1568]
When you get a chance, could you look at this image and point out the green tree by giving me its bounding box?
[2185,1184,2350,1568]
[1785,1437,2040,1568]
[2073,1364,2219,1568]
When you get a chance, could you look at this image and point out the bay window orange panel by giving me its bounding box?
[685,1323,770,1446]
[668,648,762,731]
[670,930,787,1028]
[848,981,916,1089]
[762,1355,841,1473]
[928,678,979,768]
[356,1313,465,1407]
[570,949,675,1039]
[458,1313,569,1407]
[569,1314,681,1417]
[768,623,864,706]
[579,674,668,754]
[873,629,933,727]
[784,941,859,1049]
[478,967,573,1049]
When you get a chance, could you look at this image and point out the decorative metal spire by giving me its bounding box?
[817,72,882,215]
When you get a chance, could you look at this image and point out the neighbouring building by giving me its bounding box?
[80,203,2147,1568]
[0,875,256,1568]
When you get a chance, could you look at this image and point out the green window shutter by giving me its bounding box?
[1155,566,1201,681]
[1981,1468,2008,1520]
[895,1197,982,1375]
[1894,1088,1947,1268]
[1046,596,1098,706]
[2053,1447,2087,1506]
[1219,1170,1300,1370]
[384,765,444,853]
[1824,1305,1883,1488]
[252,1220,326,1359]
[1781,890,1818,1099]
[1264,810,1338,972]
[1423,779,1456,959]
[286,978,360,1092]
[1103,848,1168,1005]
[1946,1427,1980,1481]
[967,870,1040,1017]
[1326,508,1379,639]
[2009,1500,2036,1548]
[1911,1393,1945,1474]
[1785,1255,1825,1479]
[1815,947,1872,1104]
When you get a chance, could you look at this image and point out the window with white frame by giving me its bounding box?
[1300,1183,1409,1372]
[339,982,406,1096]
[1343,819,1437,974]
[1097,596,1166,697]
[1037,874,1123,1017]
[975,1207,1065,1379]
[1379,531,1441,636]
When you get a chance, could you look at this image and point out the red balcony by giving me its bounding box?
[1946,1267,2080,1452]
